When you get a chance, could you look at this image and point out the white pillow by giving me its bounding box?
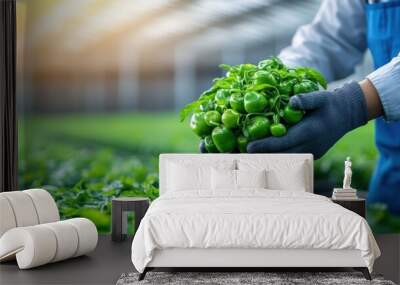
[211,169,267,191]
[167,160,236,192]
[167,163,209,191]
[211,168,236,190]
[236,169,267,189]
[238,159,307,191]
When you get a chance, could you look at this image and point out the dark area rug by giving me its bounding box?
[116,272,396,285]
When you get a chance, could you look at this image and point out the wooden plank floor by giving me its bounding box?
[1,234,399,285]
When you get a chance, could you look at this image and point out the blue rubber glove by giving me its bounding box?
[199,140,207,153]
[247,81,369,159]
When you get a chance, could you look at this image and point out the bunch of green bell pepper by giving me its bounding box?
[180,57,327,153]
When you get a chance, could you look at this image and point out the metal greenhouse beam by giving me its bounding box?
[78,0,191,55]
[136,0,299,51]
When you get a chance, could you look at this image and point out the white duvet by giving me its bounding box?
[131,190,380,273]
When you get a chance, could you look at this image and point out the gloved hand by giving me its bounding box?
[247,81,369,159]
[199,140,207,153]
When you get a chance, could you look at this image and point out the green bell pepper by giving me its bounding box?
[190,112,212,137]
[237,135,248,153]
[243,116,271,141]
[229,93,246,113]
[253,70,278,86]
[270,114,287,137]
[199,100,215,112]
[270,123,287,137]
[222,109,240,129]
[204,110,221,127]
[244,91,268,113]
[204,135,219,153]
[258,57,284,70]
[283,106,304,124]
[215,89,231,107]
[278,79,295,95]
[215,104,225,114]
[293,79,319,94]
[212,126,236,153]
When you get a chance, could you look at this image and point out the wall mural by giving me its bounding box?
[17,0,398,233]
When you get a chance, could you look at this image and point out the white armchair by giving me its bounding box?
[0,189,98,269]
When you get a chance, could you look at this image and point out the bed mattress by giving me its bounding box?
[131,190,380,273]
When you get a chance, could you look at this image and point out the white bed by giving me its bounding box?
[131,154,380,280]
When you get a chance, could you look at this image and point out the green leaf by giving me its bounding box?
[307,68,327,89]
[200,87,218,98]
[213,77,235,89]
[244,71,253,84]
[247,83,278,92]
[219,64,232,71]
[258,57,284,70]
[179,101,201,122]
[296,67,327,89]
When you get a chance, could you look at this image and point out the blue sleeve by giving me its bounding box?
[367,53,400,122]
[279,0,367,82]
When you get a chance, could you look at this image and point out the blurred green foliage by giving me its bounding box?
[19,113,399,233]
[24,112,199,153]
[19,141,159,233]
[316,121,377,191]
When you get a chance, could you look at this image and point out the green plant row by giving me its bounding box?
[19,142,159,233]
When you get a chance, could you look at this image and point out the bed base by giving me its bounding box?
[138,267,371,281]
[138,248,372,281]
